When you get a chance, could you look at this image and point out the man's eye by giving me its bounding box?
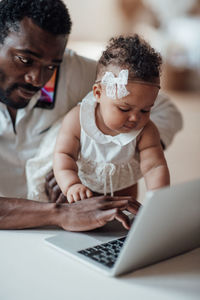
[119,107,130,112]
[18,56,30,64]
[47,65,56,71]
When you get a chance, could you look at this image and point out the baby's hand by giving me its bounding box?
[67,183,93,203]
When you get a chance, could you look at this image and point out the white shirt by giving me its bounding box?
[0,49,183,199]
[0,49,96,198]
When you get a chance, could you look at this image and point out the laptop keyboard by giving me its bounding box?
[78,237,126,268]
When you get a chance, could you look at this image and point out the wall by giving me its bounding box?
[63,0,123,42]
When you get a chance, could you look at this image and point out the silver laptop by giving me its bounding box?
[45,179,200,276]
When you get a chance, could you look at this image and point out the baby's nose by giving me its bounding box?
[129,111,140,122]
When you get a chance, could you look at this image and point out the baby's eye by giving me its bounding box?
[141,109,150,113]
[118,107,130,112]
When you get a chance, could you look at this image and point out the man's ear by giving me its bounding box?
[93,83,102,102]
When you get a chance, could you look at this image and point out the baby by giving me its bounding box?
[53,34,170,203]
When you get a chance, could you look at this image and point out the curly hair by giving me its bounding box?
[97,35,162,82]
[0,0,72,44]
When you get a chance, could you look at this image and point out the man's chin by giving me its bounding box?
[0,87,32,109]
[7,100,29,109]
[0,95,30,109]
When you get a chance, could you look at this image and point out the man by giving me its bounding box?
[0,0,182,231]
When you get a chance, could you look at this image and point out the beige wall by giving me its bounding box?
[63,0,123,42]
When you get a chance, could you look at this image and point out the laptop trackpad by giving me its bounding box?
[84,219,129,242]
[46,219,131,253]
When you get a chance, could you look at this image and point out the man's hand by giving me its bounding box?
[0,195,140,231]
[45,170,141,231]
[67,183,93,203]
[45,170,67,203]
[56,196,140,231]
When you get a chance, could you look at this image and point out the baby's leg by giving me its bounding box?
[114,183,138,199]
[91,183,138,199]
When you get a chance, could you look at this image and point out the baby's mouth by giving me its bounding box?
[123,122,137,130]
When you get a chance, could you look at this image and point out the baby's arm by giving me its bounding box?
[53,106,93,203]
[138,120,170,190]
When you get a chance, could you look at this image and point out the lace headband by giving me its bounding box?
[95,69,160,100]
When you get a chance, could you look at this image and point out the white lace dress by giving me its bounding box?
[77,92,143,196]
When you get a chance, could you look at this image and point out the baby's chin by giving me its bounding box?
[117,126,138,134]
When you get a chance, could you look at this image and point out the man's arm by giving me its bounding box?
[0,198,57,229]
[150,91,183,149]
[0,196,140,231]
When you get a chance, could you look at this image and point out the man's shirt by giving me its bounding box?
[0,49,96,198]
[0,49,182,199]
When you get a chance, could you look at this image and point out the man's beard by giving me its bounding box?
[0,83,41,109]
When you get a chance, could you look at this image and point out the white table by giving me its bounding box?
[0,229,199,300]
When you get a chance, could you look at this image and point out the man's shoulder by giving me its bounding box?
[57,49,97,105]
[63,48,97,72]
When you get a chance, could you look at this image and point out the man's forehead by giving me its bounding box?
[2,17,68,60]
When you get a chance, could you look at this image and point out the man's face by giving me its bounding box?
[0,17,68,109]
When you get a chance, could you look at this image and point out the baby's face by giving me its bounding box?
[94,71,160,136]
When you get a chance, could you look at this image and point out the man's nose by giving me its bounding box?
[24,67,45,87]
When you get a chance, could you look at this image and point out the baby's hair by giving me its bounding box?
[96,34,162,82]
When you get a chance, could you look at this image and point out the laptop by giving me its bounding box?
[45,179,200,276]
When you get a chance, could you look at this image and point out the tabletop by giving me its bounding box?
[0,228,200,300]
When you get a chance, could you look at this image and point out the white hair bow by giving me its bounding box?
[101,69,130,100]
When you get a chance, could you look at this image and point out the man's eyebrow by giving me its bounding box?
[17,49,63,63]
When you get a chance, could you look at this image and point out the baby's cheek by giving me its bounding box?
[142,114,150,124]
[111,115,126,128]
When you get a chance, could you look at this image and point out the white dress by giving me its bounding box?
[77,92,143,196]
